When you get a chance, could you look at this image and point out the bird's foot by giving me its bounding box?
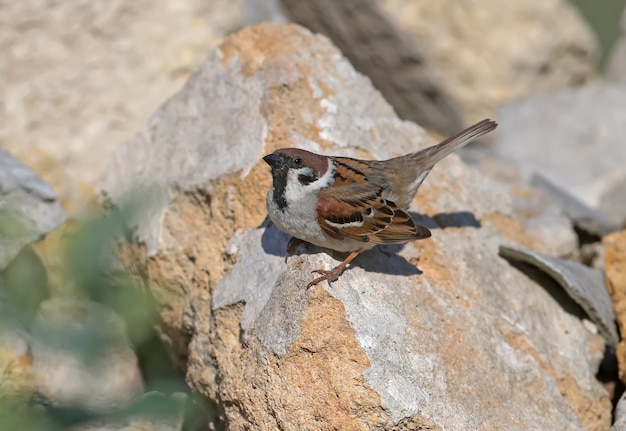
[306,250,361,289]
[307,266,346,289]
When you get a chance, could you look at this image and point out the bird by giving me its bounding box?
[263,119,497,288]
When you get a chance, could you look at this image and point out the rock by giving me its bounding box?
[607,9,626,83]
[531,173,621,238]
[499,243,618,348]
[598,171,626,227]
[103,23,610,430]
[496,84,626,209]
[31,298,143,413]
[613,390,626,431]
[279,0,597,131]
[278,0,463,137]
[0,0,245,212]
[604,231,626,383]
[0,148,67,271]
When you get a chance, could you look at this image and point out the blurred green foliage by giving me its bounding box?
[571,0,625,70]
[0,201,206,430]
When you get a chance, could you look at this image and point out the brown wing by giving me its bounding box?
[316,184,431,244]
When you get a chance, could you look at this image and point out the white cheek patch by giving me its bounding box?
[284,159,335,204]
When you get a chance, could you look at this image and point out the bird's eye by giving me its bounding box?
[293,157,303,168]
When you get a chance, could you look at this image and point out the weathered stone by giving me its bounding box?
[0,148,67,270]
[0,0,245,211]
[598,171,626,227]
[499,243,618,348]
[103,24,610,430]
[280,0,597,131]
[531,173,621,237]
[604,231,626,383]
[31,298,143,413]
[496,85,626,209]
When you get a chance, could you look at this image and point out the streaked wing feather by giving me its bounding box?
[317,184,431,244]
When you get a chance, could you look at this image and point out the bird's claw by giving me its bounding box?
[307,268,343,289]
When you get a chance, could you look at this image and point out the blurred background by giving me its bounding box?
[1,0,625,429]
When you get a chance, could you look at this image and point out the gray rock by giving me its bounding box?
[531,172,621,237]
[104,23,609,431]
[31,298,143,413]
[499,243,618,348]
[598,170,626,226]
[0,148,67,270]
[496,84,626,208]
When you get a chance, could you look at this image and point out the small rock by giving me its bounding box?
[0,148,67,270]
[31,298,143,413]
[499,243,618,348]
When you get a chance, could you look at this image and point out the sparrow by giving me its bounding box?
[263,119,497,288]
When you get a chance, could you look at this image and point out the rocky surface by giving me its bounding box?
[102,23,610,430]
[280,0,597,130]
[604,231,626,383]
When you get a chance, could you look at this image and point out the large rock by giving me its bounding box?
[496,84,626,212]
[279,0,597,131]
[102,23,610,430]
[0,0,245,211]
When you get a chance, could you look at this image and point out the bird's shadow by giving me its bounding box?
[259,210,481,278]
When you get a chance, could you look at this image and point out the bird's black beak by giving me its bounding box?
[263,153,281,168]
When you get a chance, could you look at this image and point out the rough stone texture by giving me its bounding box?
[0,148,67,271]
[604,231,626,383]
[31,298,143,413]
[280,0,597,130]
[103,24,610,430]
[0,0,245,212]
[496,84,626,209]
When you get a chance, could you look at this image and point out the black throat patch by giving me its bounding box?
[271,168,289,211]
